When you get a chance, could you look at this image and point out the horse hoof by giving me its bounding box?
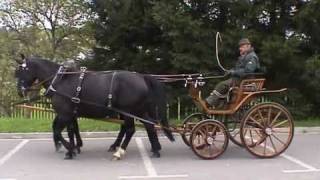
[151,151,161,158]
[108,146,117,152]
[76,147,81,154]
[55,143,62,152]
[112,148,126,160]
[112,156,121,161]
[64,152,74,160]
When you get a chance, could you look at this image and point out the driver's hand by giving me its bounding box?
[226,69,235,76]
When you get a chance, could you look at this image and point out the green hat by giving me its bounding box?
[238,38,251,46]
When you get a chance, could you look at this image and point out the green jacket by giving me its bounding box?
[231,48,260,78]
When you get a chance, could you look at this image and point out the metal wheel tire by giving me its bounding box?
[190,120,229,160]
[181,113,209,146]
[240,102,294,158]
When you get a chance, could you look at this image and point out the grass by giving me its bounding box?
[0,117,320,133]
[294,118,320,127]
[0,117,121,133]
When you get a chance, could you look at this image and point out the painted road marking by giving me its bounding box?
[119,137,188,179]
[281,154,320,173]
[118,175,189,179]
[244,135,320,174]
[135,137,157,176]
[0,140,29,166]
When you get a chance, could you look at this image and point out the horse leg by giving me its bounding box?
[73,118,83,154]
[52,116,62,152]
[113,118,135,160]
[108,124,126,152]
[54,115,74,159]
[143,121,162,158]
[67,122,76,157]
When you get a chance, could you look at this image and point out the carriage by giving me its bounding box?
[159,74,294,160]
[14,32,294,160]
[16,71,294,160]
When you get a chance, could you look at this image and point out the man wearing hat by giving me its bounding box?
[206,38,261,108]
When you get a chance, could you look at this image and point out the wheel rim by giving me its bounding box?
[181,113,208,146]
[240,103,294,158]
[190,120,229,159]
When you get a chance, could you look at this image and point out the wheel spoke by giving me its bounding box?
[249,129,254,145]
[263,137,268,155]
[271,134,286,145]
[267,106,272,126]
[213,139,226,143]
[272,129,290,133]
[197,135,201,144]
[257,109,265,126]
[253,129,264,138]
[270,110,282,127]
[272,120,289,128]
[205,124,210,133]
[269,136,277,154]
[211,126,217,135]
[248,116,264,129]
[208,144,213,157]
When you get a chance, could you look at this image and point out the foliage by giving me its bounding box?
[0,0,95,60]
[0,29,19,116]
[1,0,320,119]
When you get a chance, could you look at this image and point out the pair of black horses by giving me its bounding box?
[14,55,174,159]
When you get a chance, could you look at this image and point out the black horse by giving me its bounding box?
[14,55,174,159]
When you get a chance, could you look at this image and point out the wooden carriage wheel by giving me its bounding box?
[228,101,259,147]
[240,102,294,158]
[190,120,229,159]
[181,113,209,146]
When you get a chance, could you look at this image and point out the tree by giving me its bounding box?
[0,28,20,116]
[0,0,95,60]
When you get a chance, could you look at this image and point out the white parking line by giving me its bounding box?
[0,140,29,166]
[245,135,320,174]
[118,175,189,179]
[118,137,188,179]
[281,154,320,173]
[135,137,157,176]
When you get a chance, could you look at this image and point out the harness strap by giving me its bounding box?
[71,67,87,104]
[44,66,64,96]
[107,72,117,108]
[50,90,158,125]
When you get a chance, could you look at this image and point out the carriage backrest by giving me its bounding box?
[239,78,265,92]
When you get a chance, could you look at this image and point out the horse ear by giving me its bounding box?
[20,53,25,60]
[14,54,26,64]
[15,58,24,64]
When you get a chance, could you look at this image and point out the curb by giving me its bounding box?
[0,127,319,139]
[0,131,149,139]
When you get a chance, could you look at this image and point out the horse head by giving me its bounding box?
[14,54,38,97]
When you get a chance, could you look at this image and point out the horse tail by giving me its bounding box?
[143,75,175,142]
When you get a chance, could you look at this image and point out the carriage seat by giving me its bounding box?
[222,76,266,104]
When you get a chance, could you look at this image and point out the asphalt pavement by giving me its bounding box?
[0,133,319,180]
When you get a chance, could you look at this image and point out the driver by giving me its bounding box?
[206,38,261,108]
